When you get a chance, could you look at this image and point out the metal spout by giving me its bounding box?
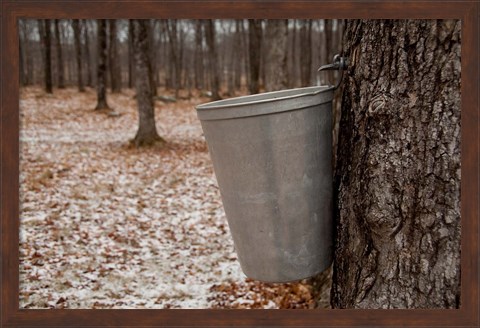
[317,54,348,89]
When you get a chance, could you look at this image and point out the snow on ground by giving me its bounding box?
[19,87,326,309]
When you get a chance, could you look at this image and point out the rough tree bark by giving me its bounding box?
[109,19,122,93]
[332,20,461,309]
[95,19,110,110]
[131,19,163,147]
[204,19,221,100]
[38,19,53,93]
[72,19,85,92]
[248,19,262,94]
[264,20,288,92]
[53,20,65,88]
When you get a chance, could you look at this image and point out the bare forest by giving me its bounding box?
[19,19,343,309]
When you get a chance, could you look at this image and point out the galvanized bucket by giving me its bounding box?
[196,86,334,282]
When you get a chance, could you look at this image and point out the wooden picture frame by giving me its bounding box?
[1,0,478,326]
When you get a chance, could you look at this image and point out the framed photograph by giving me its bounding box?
[1,0,478,326]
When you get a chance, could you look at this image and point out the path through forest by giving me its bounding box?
[19,87,330,309]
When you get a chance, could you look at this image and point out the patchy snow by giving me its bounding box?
[19,87,324,309]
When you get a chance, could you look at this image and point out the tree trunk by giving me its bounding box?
[39,19,53,93]
[72,19,85,92]
[166,20,180,98]
[240,20,250,88]
[299,19,312,87]
[19,25,26,86]
[248,19,262,94]
[146,20,158,97]
[194,20,204,90]
[332,19,461,309]
[178,24,185,90]
[323,20,334,85]
[83,20,93,87]
[264,20,288,92]
[54,19,65,88]
[204,19,221,100]
[20,22,33,85]
[233,20,242,89]
[128,20,134,89]
[95,19,109,110]
[109,19,121,93]
[131,19,162,147]
[290,19,301,88]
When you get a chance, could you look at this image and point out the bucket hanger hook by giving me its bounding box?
[317,54,348,90]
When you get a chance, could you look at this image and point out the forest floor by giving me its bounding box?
[19,86,331,309]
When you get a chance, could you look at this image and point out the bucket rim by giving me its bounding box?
[196,85,334,111]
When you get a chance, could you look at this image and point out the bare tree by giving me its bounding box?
[233,20,243,90]
[72,19,85,92]
[128,20,134,89]
[38,19,53,93]
[248,19,262,94]
[239,20,250,88]
[146,20,158,97]
[264,20,288,92]
[323,20,334,85]
[299,19,312,87]
[333,19,461,309]
[20,21,34,85]
[83,20,93,87]
[109,19,122,93]
[19,21,26,86]
[194,20,204,90]
[166,19,181,98]
[204,19,221,100]
[53,19,65,88]
[131,19,163,147]
[95,19,109,110]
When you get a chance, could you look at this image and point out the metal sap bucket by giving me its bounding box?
[196,86,334,282]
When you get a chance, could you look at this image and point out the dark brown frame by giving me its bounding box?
[1,1,478,326]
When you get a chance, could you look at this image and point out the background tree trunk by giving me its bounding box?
[109,19,122,93]
[332,19,461,309]
[83,20,93,87]
[95,19,109,110]
[39,19,53,93]
[299,20,312,87]
[53,20,65,89]
[72,19,85,92]
[19,26,26,86]
[194,20,204,90]
[128,20,134,89]
[20,21,33,85]
[248,19,262,94]
[146,20,158,97]
[204,19,221,100]
[264,20,288,92]
[323,20,333,85]
[131,19,162,147]
[233,20,243,90]
[166,20,180,98]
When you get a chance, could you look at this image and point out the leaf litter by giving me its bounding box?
[19,87,331,309]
